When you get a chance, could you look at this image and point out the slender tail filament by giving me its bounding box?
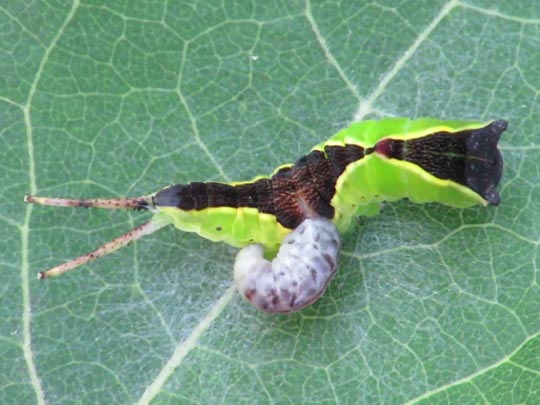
[24,194,154,210]
[37,219,168,279]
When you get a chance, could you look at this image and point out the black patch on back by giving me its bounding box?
[154,184,194,210]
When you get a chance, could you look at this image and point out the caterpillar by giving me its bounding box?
[25,118,507,313]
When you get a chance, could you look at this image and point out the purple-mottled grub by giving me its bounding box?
[234,217,340,313]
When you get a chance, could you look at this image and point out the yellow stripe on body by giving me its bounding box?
[157,206,290,251]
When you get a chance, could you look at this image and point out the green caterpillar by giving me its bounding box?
[26,118,507,313]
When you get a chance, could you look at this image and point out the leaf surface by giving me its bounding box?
[2,1,539,403]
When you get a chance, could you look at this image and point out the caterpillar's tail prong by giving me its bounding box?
[37,219,168,280]
[24,194,154,210]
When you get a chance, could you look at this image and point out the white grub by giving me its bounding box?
[234,217,340,313]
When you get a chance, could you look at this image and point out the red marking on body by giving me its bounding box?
[374,139,393,157]
[244,288,257,301]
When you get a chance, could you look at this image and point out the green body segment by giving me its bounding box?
[316,118,484,146]
[317,118,489,230]
[156,206,289,253]
[156,118,498,250]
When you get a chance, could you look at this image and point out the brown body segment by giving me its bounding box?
[155,144,365,229]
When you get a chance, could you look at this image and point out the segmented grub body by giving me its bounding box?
[234,217,340,313]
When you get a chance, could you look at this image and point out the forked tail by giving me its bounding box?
[24,193,167,279]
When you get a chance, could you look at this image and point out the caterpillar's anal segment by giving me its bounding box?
[234,217,341,313]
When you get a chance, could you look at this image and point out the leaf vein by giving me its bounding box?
[353,0,460,120]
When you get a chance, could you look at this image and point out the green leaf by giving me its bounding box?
[2,1,539,403]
